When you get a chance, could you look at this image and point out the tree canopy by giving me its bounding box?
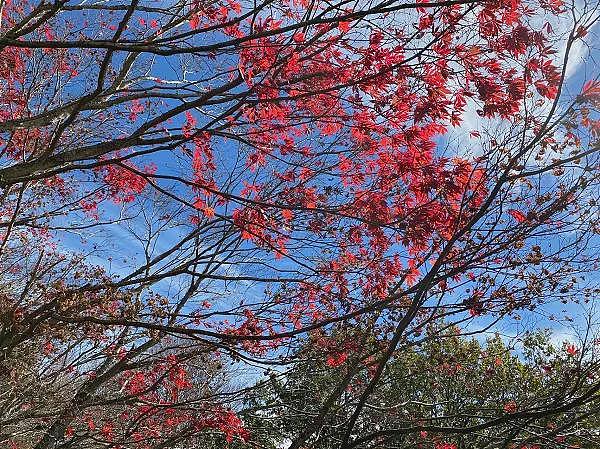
[0,0,600,447]
[244,329,600,449]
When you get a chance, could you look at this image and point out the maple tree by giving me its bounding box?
[0,0,600,447]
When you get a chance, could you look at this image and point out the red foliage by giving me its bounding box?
[436,443,458,449]
[580,80,600,106]
[95,160,156,203]
[508,209,527,223]
[504,400,518,413]
[0,0,597,447]
[566,344,578,356]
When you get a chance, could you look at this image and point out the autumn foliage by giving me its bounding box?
[0,0,600,447]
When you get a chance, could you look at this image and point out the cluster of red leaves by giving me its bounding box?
[232,206,290,259]
[578,80,600,141]
[183,112,218,217]
[435,443,458,449]
[196,408,250,443]
[503,400,518,413]
[222,308,270,354]
[0,42,31,157]
[311,334,360,368]
[508,209,528,223]
[0,47,28,85]
[580,80,600,107]
[61,355,249,447]
[189,0,242,31]
[94,160,156,203]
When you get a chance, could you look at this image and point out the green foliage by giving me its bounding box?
[242,328,600,449]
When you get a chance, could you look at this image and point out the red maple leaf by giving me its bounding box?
[507,209,527,223]
[338,21,350,33]
[579,80,600,105]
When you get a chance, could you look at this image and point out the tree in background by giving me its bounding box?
[244,327,600,448]
[1,0,600,447]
